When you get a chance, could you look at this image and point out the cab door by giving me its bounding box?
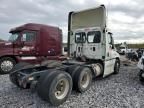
[75,32,86,57]
[103,32,115,77]
[20,31,37,56]
[85,30,102,59]
[12,33,23,55]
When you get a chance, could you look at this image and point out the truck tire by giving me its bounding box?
[69,66,92,93]
[37,70,72,106]
[67,65,81,78]
[9,62,33,88]
[0,57,16,74]
[139,70,144,83]
[114,59,120,74]
[92,63,104,77]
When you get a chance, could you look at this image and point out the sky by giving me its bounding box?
[0,0,144,44]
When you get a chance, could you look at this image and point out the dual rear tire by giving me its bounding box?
[37,66,92,106]
[68,66,92,93]
[37,70,72,106]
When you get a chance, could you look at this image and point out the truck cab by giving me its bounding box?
[68,5,120,77]
[0,23,62,74]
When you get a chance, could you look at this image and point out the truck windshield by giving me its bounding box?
[87,31,101,43]
[9,33,19,42]
[75,32,86,43]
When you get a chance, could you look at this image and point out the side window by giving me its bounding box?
[75,32,86,43]
[87,31,101,43]
[9,33,19,42]
[22,32,36,42]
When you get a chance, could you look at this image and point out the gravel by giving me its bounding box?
[0,59,144,108]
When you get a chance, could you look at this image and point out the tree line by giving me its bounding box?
[115,43,144,49]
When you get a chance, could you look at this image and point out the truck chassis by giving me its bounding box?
[10,59,120,106]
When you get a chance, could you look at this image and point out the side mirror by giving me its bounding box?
[103,28,107,33]
[109,44,114,49]
[112,45,114,49]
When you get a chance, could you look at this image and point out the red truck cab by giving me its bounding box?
[0,23,62,74]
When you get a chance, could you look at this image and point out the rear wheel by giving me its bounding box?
[67,65,81,78]
[68,66,92,93]
[0,57,16,74]
[37,70,72,106]
[9,62,33,88]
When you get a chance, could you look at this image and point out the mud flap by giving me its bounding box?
[103,59,116,77]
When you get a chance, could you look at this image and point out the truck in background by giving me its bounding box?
[0,23,62,74]
[10,5,120,106]
[118,43,131,55]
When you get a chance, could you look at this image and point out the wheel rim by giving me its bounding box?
[1,60,14,72]
[55,78,69,99]
[80,72,90,89]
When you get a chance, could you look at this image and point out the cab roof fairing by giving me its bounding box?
[70,5,107,31]
[9,23,61,33]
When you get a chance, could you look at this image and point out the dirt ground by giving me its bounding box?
[0,56,144,108]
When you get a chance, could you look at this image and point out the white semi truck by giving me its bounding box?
[10,5,120,106]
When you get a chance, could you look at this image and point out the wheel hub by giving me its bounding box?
[55,78,69,99]
[80,72,90,88]
[1,60,13,72]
